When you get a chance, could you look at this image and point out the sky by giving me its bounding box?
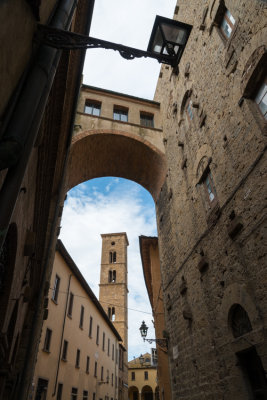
[83,0,176,99]
[60,0,176,361]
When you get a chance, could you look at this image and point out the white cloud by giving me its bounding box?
[60,179,157,360]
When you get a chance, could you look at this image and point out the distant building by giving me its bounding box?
[128,353,158,400]
[99,233,129,400]
[32,240,124,400]
[139,236,171,400]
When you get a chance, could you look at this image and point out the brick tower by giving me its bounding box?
[99,233,129,351]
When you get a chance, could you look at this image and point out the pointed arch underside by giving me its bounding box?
[67,129,167,200]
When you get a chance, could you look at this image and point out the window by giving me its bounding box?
[35,378,48,400]
[86,356,90,373]
[102,332,105,351]
[204,171,217,205]
[230,304,252,338]
[108,307,115,321]
[68,292,74,317]
[112,344,114,360]
[101,366,104,381]
[62,340,68,361]
[83,391,88,400]
[186,99,194,121]
[89,316,93,337]
[57,383,63,400]
[108,270,116,282]
[112,373,114,386]
[107,369,109,383]
[96,325,100,345]
[52,275,60,303]
[113,106,128,122]
[43,328,52,352]
[80,305,84,329]
[94,361,98,377]
[144,371,148,380]
[220,9,235,39]
[109,251,116,263]
[93,394,96,400]
[84,100,101,116]
[131,372,135,381]
[254,78,267,120]
[140,112,154,128]
[71,388,78,400]
[108,338,110,356]
[75,349,80,368]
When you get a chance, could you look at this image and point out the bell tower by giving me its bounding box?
[99,232,128,350]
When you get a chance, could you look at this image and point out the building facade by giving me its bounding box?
[128,353,158,400]
[99,233,129,400]
[32,239,124,400]
[0,1,94,398]
[139,236,171,400]
[153,0,267,398]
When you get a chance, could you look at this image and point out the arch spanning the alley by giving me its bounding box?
[66,129,167,200]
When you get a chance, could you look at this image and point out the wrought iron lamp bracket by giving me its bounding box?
[35,24,178,66]
[143,337,168,350]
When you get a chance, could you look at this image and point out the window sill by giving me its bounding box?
[79,326,84,330]
[61,358,67,362]
[75,366,80,369]
[67,314,72,319]
[42,349,50,354]
[51,298,58,305]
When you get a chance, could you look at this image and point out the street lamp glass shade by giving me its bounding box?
[139,321,148,339]
[147,15,192,66]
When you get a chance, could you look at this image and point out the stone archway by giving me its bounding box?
[141,385,153,400]
[128,385,139,400]
[66,129,167,200]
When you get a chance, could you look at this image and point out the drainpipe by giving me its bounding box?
[52,274,72,396]
[0,0,78,252]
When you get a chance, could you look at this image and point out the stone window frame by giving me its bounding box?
[144,371,148,380]
[131,371,135,381]
[240,47,267,135]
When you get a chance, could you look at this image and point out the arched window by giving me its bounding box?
[229,304,252,338]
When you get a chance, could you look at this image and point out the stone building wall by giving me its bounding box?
[154,0,267,398]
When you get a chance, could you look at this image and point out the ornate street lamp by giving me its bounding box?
[36,15,192,68]
[139,321,168,350]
